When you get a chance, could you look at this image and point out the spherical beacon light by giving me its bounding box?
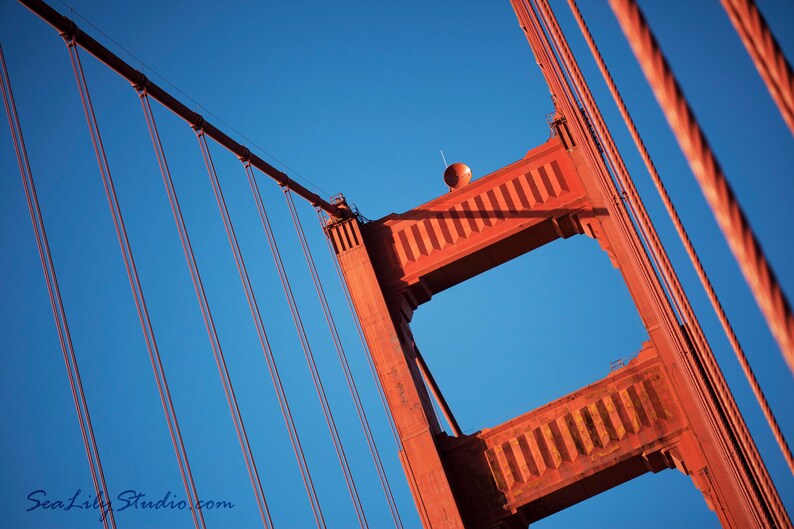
[444,162,472,190]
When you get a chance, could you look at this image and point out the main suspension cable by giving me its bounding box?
[18,0,341,217]
[515,4,782,524]
[565,0,793,476]
[517,0,681,360]
[536,0,684,327]
[719,0,794,135]
[64,38,205,529]
[535,0,782,496]
[241,161,368,529]
[283,189,403,529]
[137,89,275,528]
[194,129,325,528]
[0,44,116,529]
[532,0,786,513]
[608,0,794,377]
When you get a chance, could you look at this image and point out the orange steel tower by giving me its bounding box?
[325,2,791,528]
[8,1,791,527]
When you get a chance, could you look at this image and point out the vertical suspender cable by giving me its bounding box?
[241,161,368,529]
[194,130,326,529]
[63,38,206,529]
[136,90,274,528]
[315,210,402,453]
[534,0,785,504]
[523,1,786,522]
[283,189,403,529]
[608,0,794,378]
[17,0,341,217]
[318,210,441,527]
[0,44,116,529]
[516,0,684,370]
[514,2,767,523]
[529,1,785,519]
[535,0,686,329]
[517,0,674,342]
[564,0,793,476]
[719,0,794,135]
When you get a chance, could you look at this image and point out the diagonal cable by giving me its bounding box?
[241,160,368,528]
[64,38,205,529]
[719,0,794,135]
[194,129,326,528]
[608,0,794,378]
[283,189,403,528]
[565,0,792,476]
[137,89,275,528]
[0,43,116,529]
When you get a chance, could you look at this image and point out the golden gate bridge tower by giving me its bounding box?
[2,0,792,527]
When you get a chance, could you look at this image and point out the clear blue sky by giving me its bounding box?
[0,0,792,527]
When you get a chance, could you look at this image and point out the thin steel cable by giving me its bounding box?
[315,210,402,452]
[241,161,368,529]
[54,0,331,198]
[525,1,786,521]
[609,0,794,377]
[532,0,784,516]
[283,189,403,529]
[412,345,462,438]
[0,44,116,529]
[18,0,338,215]
[194,130,326,529]
[315,210,442,525]
[536,4,787,518]
[64,39,206,529]
[137,90,274,528]
[517,2,756,521]
[518,0,679,355]
[719,0,794,135]
[517,0,663,327]
[538,0,774,491]
[566,0,793,476]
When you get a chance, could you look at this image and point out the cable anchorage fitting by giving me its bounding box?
[237,147,252,165]
[191,115,206,134]
[132,71,149,93]
[59,20,78,45]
